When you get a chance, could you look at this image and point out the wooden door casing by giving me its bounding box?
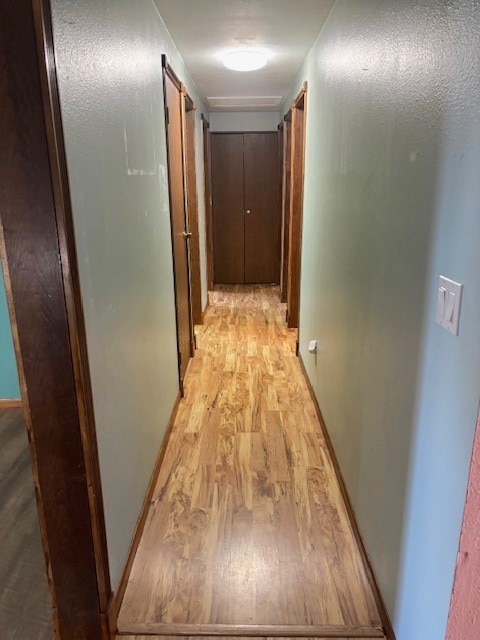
[163,65,193,385]
[244,133,280,284]
[211,133,245,284]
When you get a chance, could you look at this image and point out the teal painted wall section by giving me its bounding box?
[285,2,480,639]
[51,0,208,589]
[0,265,20,399]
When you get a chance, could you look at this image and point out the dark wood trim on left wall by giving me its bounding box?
[108,391,182,637]
[1,0,111,637]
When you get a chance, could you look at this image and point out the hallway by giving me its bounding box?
[3,1,480,637]
[117,286,385,638]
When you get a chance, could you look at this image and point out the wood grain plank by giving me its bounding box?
[118,286,384,637]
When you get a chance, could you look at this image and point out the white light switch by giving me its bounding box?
[435,276,463,335]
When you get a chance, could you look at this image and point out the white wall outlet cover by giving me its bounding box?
[308,339,317,353]
[435,276,463,336]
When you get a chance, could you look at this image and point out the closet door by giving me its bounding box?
[244,133,280,283]
[211,133,245,283]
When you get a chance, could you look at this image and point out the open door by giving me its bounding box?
[181,89,202,326]
[163,59,194,390]
[286,84,307,329]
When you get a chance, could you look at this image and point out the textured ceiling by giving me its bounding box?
[153,0,336,110]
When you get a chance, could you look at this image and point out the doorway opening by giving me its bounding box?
[163,57,204,391]
[182,90,202,327]
[281,84,307,329]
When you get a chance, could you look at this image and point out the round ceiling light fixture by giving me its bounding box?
[222,50,267,72]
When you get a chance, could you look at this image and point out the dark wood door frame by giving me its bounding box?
[286,83,308,329]
[181,87,202,326]
[1,0,111,637]
[280,113,292,304]
[201,114,214,293]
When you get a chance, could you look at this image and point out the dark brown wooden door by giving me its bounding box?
[164,70,192,385]
[211,133,245,283]
[281,117,292,303]
[211,132,280,284]
[244,133,280,284]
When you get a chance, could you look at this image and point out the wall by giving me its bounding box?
[210,111,280,132]
[285,2,480,639]
[51,0,208,590]
[446,411,480,640]
[0,265,20,399]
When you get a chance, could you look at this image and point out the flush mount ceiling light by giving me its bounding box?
[222,50,267,72]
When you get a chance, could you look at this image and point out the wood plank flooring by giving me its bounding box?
[0,408,54,639]
[117,286,384,638]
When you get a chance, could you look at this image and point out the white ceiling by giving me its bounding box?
[153,0,336,111]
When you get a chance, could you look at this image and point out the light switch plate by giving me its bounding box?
[435,276,463,336]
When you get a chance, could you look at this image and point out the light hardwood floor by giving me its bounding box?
[117,286,385,639]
